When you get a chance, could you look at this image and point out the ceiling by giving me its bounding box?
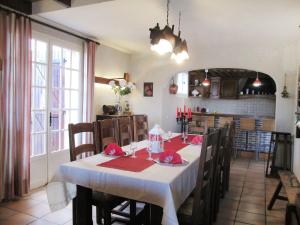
[35,0,300,54]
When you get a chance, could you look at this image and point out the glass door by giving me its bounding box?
[30,34,83,188]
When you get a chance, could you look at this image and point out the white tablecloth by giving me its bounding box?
[47,135,202,225]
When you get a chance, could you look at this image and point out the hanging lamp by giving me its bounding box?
[171,11,189,63]
[202,69,210,87]
[149,0,176,55]
[253,72,262,87]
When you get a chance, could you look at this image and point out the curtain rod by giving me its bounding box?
[0,4,100,45]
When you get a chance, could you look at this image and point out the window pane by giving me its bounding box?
[61,131,69,150]
[64,69,71,88]
[63,110,70,129]
[33,64,47,86]
[31,111,46,133]
[70,91,79,108]
[70,110,79,124]
[31,133,46,156]
[63,48,71,68]
[72,51,80,70]
[52,65,61,88]
[36,41,47,63]
[49,131,59,152]
[51,88,60,109]
[52,45,61,65]
[32,87,46,110]
[31,39,36,61]
[71,71,79,89]
[63,90,71,108]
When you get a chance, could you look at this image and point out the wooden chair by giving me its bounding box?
[177,130,220,225]
[117,117,133,146]
[132,114,148,142]
[69,122,127,225]
[239,117,256,158]
[188,115,208,134]
[96,119,119,152]
[218,116,233,128]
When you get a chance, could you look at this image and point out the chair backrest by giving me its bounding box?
[227,121,236,158]
[240,117,256,131]
[218,117,233,128]
[96,119,119,152]
[259,119,275,132]
[207,116,215,128]
[191,130,220,225]
[68,123,97,162]
[189,115,208,134]
[117,117,133,146]
[217,126,229,166]
[132,114,148,141]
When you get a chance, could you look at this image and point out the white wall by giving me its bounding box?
[93,45,131,118]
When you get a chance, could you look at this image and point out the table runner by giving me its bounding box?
[98,135,196,172]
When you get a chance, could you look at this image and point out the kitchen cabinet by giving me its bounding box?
[210,77,221,99]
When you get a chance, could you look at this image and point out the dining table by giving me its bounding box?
[46,133,202,225]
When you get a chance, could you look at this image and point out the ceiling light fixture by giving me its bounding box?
[202,69,210,87]
[171,11,189,64]
[253,72,262,87]
[149,0,176,55]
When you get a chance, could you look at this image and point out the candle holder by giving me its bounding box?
[176,114,192,142]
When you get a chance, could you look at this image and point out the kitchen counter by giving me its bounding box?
[192,112,275,119]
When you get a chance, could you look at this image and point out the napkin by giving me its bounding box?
[159,151,183,164]
[191,135,204,145]
[104,143,125,156]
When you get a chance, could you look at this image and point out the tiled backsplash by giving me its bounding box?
[187,97,275,117]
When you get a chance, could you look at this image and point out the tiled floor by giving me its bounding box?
[0,158,286,225]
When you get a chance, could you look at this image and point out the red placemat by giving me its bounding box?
[97,135,197,172]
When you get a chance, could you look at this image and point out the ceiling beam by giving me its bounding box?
[0,0,32,14]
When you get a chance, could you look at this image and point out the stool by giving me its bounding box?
[257,119,275,160]
[239,117,256,159]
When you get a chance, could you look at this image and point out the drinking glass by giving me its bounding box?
[168,131,172,142]
[146,141,153,161]
[130,142,137,158]
[183,131,188,144]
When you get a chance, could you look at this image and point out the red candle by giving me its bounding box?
[189,108,192,118]
[179,108,182,118]
[176,107,179,118]
[184,105,186,116]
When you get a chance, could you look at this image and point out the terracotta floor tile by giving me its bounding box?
[0,206,18,219]
[28,219,58,225]
[220,199,240,211]
[20,203,51,218]
[42,209,72,225]
[2,198,41,211]
[214,217,234,225]
[0,212,36,225]
[266,215,285,225]
[238,202,265,215]
[236,211,265,225]
[218,208,237,221]
[240,196,266,206]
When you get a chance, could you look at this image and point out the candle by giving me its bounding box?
[179,108,182,118]
[176,107,179,118]
[184,105,186,116]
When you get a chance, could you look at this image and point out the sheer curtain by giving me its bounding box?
[0,11,32,201]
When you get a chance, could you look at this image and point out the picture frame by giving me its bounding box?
[144,82,153,97]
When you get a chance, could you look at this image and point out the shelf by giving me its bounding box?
[238,94,276,100]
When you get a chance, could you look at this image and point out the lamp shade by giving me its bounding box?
[202,78,210,87]
[253,77,262,87]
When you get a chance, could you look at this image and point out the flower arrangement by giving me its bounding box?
[108,79,136,96]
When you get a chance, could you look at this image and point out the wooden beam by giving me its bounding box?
[55,0,71,7]
[94,73,130,85]
[0,0,32,14]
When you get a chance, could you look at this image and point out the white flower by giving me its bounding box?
[108,80,116,87]
[128,82,136,90]
[119,79,127,88]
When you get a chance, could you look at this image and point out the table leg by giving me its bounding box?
[76,185,93,225]
[150,204,163,225]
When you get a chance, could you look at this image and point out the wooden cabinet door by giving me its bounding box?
[220,78,238,99]
[210,77,220,99]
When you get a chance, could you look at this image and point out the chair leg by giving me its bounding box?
[103,209,111,225]
[72,197,77,225]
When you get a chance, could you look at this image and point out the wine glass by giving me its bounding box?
[146,141,153,161]
[167,131,172,142]
[183,131,188,144]
[130,142,137,158]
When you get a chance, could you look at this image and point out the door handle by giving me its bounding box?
[49,112,52,127]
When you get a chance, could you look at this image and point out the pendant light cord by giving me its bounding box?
[178,11,181,32]
[167,0,170,25]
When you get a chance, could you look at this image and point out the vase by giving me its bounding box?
[122,95,131,114]
[115,94,122,115]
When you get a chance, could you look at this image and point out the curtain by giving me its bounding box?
[0,11,32,201]
[83,41,96,123]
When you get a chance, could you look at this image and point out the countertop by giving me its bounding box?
[191,112,275,119]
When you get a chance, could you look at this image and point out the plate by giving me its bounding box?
[101,151,131,158]
[153,159,189,166]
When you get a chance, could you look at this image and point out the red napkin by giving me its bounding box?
[159,151,183,164]
[104,143,125,156]
[191,135,204,145]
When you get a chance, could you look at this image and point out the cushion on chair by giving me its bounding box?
[92,191,126,210]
